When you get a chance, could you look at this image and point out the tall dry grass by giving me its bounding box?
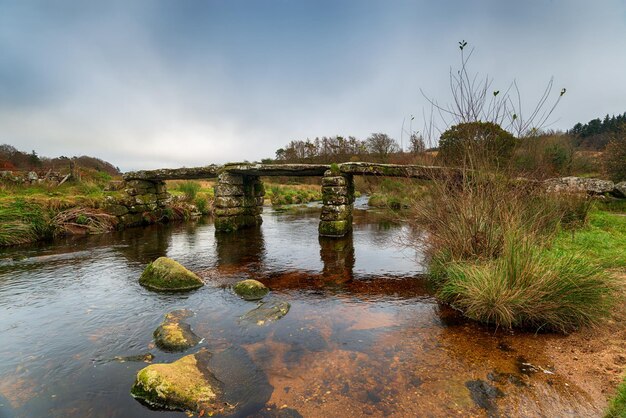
[408,142,616,332]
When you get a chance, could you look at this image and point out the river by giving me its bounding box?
[0,199,600,417]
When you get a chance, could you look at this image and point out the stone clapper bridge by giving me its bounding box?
[123,162,444,237]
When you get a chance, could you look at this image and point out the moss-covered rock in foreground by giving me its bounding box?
[139,257,203,291]
[130,349,228,414]
[153,310,200,352]
[233,279,269,301]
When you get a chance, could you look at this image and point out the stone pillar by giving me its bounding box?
[214,173,264,232]
[319,170,354,237]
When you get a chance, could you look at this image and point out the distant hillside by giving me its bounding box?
[0,144,120,175]
[569,112,626,150]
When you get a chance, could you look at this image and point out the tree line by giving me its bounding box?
[569,112,626,149]
[269,133,426,164]
[0,144,120,175]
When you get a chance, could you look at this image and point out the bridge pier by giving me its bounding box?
[319,170,354,237]
[214,173,264,232]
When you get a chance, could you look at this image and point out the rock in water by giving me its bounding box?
[233,279,269,301]
[139,257,203,291]
[112,352,155,363]
[153,310,200,352]
[240,299,290,326]
[131,349,228,414]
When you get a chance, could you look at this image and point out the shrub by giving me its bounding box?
[438,122,517,169]
[437,237,616,332]
[178,181,201,201]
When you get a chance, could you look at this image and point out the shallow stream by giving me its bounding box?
[0,200,600,417]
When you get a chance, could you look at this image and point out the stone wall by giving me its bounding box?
[213,173,264,232]
[319,170,355,237]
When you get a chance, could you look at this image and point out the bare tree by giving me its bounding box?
[409,133,425,154]
[421,40,566,140]
[366,133,399,162]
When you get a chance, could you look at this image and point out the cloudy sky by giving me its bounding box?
[1,0,625,171]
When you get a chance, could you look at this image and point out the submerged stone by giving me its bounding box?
[112,352,155,363]
[130,349,226,414]
[233,279,269,301]
[240,299,290,326]
[153,310,200,352]
[465,379,504,416]
[139,257,203,291]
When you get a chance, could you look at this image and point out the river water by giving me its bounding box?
[0,200,601,417]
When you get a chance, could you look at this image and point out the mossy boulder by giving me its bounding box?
[240,299,290,326]
[153,310,200,352]
[130,349,228,414]
[233,279,269,301]
[139,257,203,291]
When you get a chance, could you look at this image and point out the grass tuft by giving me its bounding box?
[437,237,617,332]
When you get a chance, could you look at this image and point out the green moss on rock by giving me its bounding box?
[233,279,269,301]
[139,257,203,291]
[319,220,351,237]
[130,349,225,413]
[153,310,200,352]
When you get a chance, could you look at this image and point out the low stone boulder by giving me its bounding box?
[130,349,227,414]
[544,176,615,195]
[233,279,269,301]
[240,299,290,326]
[139,257,203,291]
[153,310,200,352]
[614,181,626,198]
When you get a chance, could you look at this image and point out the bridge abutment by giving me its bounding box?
[214,173,264,232]
[319,170,354,237]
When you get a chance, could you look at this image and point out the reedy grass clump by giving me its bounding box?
[0,199,52,245]
[437,237,616,332]
[410,163,613,332]
[178,181,201,201]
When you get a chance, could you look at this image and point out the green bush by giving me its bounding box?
[436,237,616,332]
[438,122,517,168]
[178,181,201,201]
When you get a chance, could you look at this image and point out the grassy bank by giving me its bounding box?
[551,209,626,269]
[265,183,321,206]
[409,169,623,333]
[0,176,122,246]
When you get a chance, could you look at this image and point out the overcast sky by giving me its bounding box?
[1,0,625,171]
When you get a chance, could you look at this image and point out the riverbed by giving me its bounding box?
[0,201,605,417]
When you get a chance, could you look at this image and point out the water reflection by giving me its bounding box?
[0,205,602,418]
[319,234,355,284]
[215,226,266,268]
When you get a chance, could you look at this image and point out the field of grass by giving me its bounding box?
[551,209,626,269]
[356,177,429,210]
